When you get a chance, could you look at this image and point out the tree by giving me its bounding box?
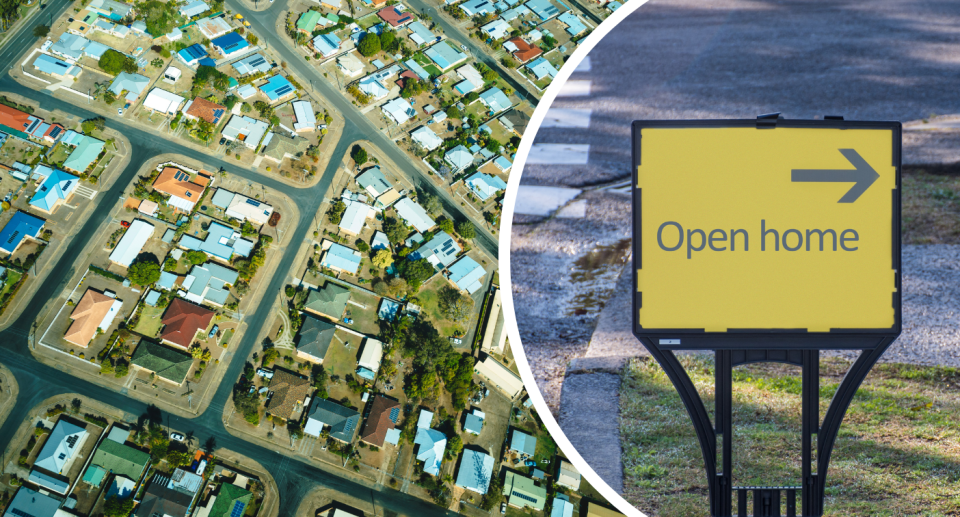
[358,33,381,56]
[33,24,49,38]
[381,217,409,244]
[372,249,393,269]
[446,434,463,459]
[481,68,498,82]
[351,145,368,165]
[128,258,161,285]
[399,258,435,291]
[103,496,135,517]
[456,221,476,240]
[445,106,462,119]
[386,277,409,298]
[420,193,442,216]
[99,49,137,75]
[140,0,179,36]
[185,250,207,265]
[326,199,347,224]
[81,116,106,134]
[437,285,473,322]
[151,58,164,68]
[437,218,454,234]
[381,30,397,53]
[484,138,501,154]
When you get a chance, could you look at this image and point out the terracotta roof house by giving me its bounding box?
[152,167,206,212]
[504,37,543,63]
[183,96,227,125]
[303,283,350,320]
[295,315,336,363]
[360,395,401,447]
[377,6,414,27]
[264,368,313,420]
[160,298,214,348]
[130,340,194,384]
[65,289,121,347]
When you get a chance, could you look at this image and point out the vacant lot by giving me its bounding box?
[620,356,960,517]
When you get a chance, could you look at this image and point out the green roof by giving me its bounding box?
[326,13,339,22]
[503,471,547,511]
[209,482,252,517]
[304,283,350,319]
[82,465,106,487]
[297,10,322,31]
[131,340,194,384]
[91,440,150,481]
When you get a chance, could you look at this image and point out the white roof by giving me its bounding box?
[196,16,232,39]
[337,52,365,75]
[292,100,316,131]
[226,192,274,225]
[357,338,382,371]
[143,88,185,115]
[474,355,523,398]
[109,219,155,267]
[359,75,390,99]
[411,126,443,151]
[338,199,374,234]
[381,97,415,125]
[457,64,484,88]
[414,427,446,476]
[481,18,510,39]
[393,197,435,233]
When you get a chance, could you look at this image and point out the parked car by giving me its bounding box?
[461,44,468,51]
[118,108,123,116]
[219,137,227,145]
[170,432,185,442]
[120,220,130,228]
[450,337,462,345]
[208,325,219,338]
[500,503,506,514]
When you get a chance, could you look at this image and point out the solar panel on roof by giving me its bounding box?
[230,500,246,517]
[244,198,261,207]
[389,407,400,421]
[275,85,292,95]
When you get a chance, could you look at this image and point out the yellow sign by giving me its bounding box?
[636,124,899,333]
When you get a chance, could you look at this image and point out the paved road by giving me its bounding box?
[231,0,501,260]
[0,4,459,516]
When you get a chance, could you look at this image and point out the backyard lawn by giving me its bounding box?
[133,304,166,338]
[415,276,462,338]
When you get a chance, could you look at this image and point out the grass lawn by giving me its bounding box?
[47,144,72,167]
[620,355,960,517]
[0,270,23,305]
[341,288,381,336]
[219,328,234,348]
[133,304,165,338]
[415,277,462,338]
[901,164,960,244]
[321,330,361,378]
[357,13,381,29]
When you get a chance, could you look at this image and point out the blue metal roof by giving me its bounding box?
[30,169,78,212]
[448,256,486,293]
[212,32,249,55]
[179,44,207,62]
[260,74,296,101]
[321,243,361,273]
[0,211,45,253]
[35,54,78,77]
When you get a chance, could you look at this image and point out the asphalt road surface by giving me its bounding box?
[0,3,462,515]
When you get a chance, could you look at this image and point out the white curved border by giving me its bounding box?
[498,1,650,516]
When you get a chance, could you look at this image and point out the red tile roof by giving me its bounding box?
[360,395,400,446]
[185,97,227,124]
[0,104,35,133]
[506,37,543,63]
[161,298,214,348]
[377,6,413,27]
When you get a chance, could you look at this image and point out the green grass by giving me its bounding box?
[133,304,166,338]
[219,328,234,348]
[414,278,461,338]
[321,331,361,377]
[0,270,22,300]
[901,164,960,244]
[357,13,381,29]
[620,356,960,517]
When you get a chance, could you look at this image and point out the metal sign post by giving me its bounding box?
[631,116,902,517]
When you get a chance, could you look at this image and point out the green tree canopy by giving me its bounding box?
[351,145,368,165]
[127,258,161,286]
[399,258,435,292]
[358,33,381,56]
[381,216,409,244]
[455,221,476,240]
[98,49,137,75]
[372,249,393,269]
[33,24,49,38]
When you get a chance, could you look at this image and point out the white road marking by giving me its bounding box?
[527,144,590,164]
[541,109,591,128]
[559,80,592,97]
[576,56,591,72]
[514,186,584,217]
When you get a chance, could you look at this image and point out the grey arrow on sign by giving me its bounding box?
[791,149,880,203]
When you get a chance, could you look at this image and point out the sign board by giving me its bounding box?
[632,120,901,349]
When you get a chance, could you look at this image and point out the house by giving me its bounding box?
[337,52,365,77]
[558,11,587,36]
[0,211,44,255]
[524,0,559,21]
[58,130,104,174]
[66,9,97,35]
[359,73,390,100]
[183,262,239,306]
[211,188,274,225]
[466,172,507,201]
[393,197,435,233]
[259,74,296,102]
[296,10,323,33]
[34,54,80,78]
[163,66,182,83]
[108,219,154,267]
[64,288,121,346]
[196,16,233,39]
[304,282,350,320]
[143,88,186,115]
[503,37,543,63]
[107,475,136,499]
[425,41,467,70]
[87,0,132,20]
[474,354,523,398]
[464,408,484,434]
[33,419,87,475]
[231,53,272,76]
[90,439,150,482]
[444,145,473,171]
[339,199,374,235]
[409,232,460,268]
[410,126,442,151]
[152,167,205,211]
[503,471,547,510]
[203,483,252,517]
[0,105,62,143]
[356,338,382,380]
[4,487,62,517]
[407,21,436,46]
[222,115,269,149]
[479,87,511,114]
[49,33,89,60]
[448,256,486,293]
[293,100,316,131]
[480,289,506,353]
[457,64,484,89]
[166,26,184,42]
[137,471,198,517]
[527,57,558,81]
[371,231,390,251]
[130,340,194,384]
[108,72,149,102]
[377,6,414,27]
[459,0,494,16]
[381,97,415,125]
[180,0,209,17]
[481,18,510,40]
[494,155,512,172]
[404,59,431,80]
[177,44,208,66]
[160,298,214,348]
[295,315,336,363]
[312,33,342,58]
[264,368,313,420]
[27,470,69,494]
[510,429,536,456]
[183,97,227,125]
[320,243,362,274]
[260,132,310,162]
[356,166,395,198]
[212,32,250,58]
[29,169,77,214]
[179,221,255,262]
[361,395,401,446]
[304,398,361,442]
[414,409,446,476]
[552,497,575,517]
[455,449,494,494]
[498,109,529,135]
[556,459,581,490]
